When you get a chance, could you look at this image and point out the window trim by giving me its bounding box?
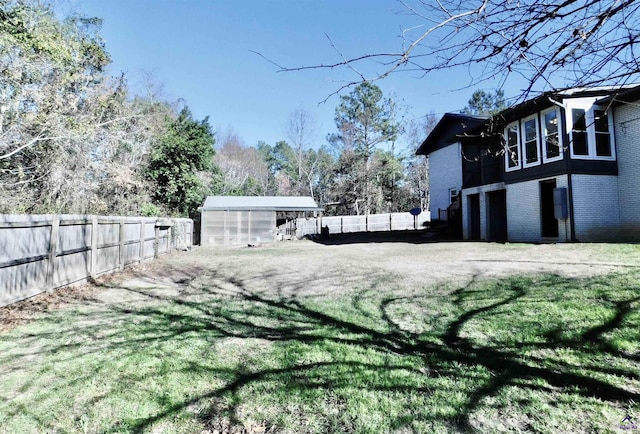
[541,107,564,163]
[504,121,522,172]
[521,114,542,168]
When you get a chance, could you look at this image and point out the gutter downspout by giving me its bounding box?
[549,97,577,242]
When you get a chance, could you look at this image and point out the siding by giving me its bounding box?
[572,174,621,242]
[614,102,640,241]
[201,210,276,246]
[428,143,462,221]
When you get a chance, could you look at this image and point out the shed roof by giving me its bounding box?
[200,196,322,212]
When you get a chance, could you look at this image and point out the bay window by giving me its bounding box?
[570,105,615,160]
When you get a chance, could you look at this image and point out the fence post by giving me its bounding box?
[119,218,125,270]
[154,223,160,259]
[366,214,369,232]
[90,215,98,279]
[46,215,60,291]
[389,213,393,231]
[139,218,145,263]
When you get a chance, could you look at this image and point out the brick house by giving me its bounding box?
[417,85,640,242]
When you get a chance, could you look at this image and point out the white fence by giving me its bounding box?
[0,214,193,307]
[278,212,430,239]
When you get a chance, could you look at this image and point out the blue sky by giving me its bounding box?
[72,0,518,151]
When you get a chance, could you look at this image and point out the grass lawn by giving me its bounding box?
[0,240,639,433]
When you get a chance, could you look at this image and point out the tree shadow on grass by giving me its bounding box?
[1,265,639,433]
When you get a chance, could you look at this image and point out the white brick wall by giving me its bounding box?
[428,143,462,221]
[614,103,640,241]
[461,182,504,241]
[463,177,571,243]
[506,181,541,242]
[506,176,570,243]
[572,174,621,242]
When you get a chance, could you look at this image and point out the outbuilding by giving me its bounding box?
[199,196,322,246]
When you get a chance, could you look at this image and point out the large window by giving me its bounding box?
[522,116,540,167]
[594,109,612,157]
[504,122,521,171]
[542,108,562,162]
[570,106,615,160]
[571,108,589,156]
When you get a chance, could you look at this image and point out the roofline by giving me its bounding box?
[416,113,487,156]
[481,84,640,127]
[595,83,640,107]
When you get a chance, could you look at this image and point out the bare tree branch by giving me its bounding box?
[259,1,640,101]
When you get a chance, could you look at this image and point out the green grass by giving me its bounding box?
[0,251,639,433]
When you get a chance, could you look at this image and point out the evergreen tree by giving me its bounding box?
[146,107,215,216]
[329,82,402,215]
[461,89,506,116]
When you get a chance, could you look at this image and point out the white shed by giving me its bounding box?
[199,196,321,246]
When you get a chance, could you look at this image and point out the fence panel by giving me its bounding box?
[0,214,193,307]
[277,212,430,238]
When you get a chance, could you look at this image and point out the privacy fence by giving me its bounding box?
[0,215,193,307]
[278,212,430,239]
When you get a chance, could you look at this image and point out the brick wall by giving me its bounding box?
[428,143,462,221]
[572,174,621,241]
[614,102,640,241]
[462,176,570,243]
[506,176,571,243]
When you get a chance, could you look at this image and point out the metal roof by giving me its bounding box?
[200,196,322,212]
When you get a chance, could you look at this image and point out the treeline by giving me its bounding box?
[0,1,430,218]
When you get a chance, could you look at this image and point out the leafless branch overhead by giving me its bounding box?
[262,1,640,101]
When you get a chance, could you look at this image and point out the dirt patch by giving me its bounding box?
[0,254,197,333]
[0,283,99,333]
[2,240,639,333]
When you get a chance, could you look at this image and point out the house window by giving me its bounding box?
[449,188,458,204]
[571,108,589,156]
[569,105,616,160]
[542,108,562,162]
[594,109,612,157]
[504,122,521,171]
[522,116,540,167]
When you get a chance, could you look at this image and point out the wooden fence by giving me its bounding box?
[278,212,430,239]
[0,214,193,307]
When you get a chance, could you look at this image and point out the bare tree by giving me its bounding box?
[286,107,321,199]
[270,1,640,99]
[0,1,177,215]
[405,112,438,211]
[212,128,272,196]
